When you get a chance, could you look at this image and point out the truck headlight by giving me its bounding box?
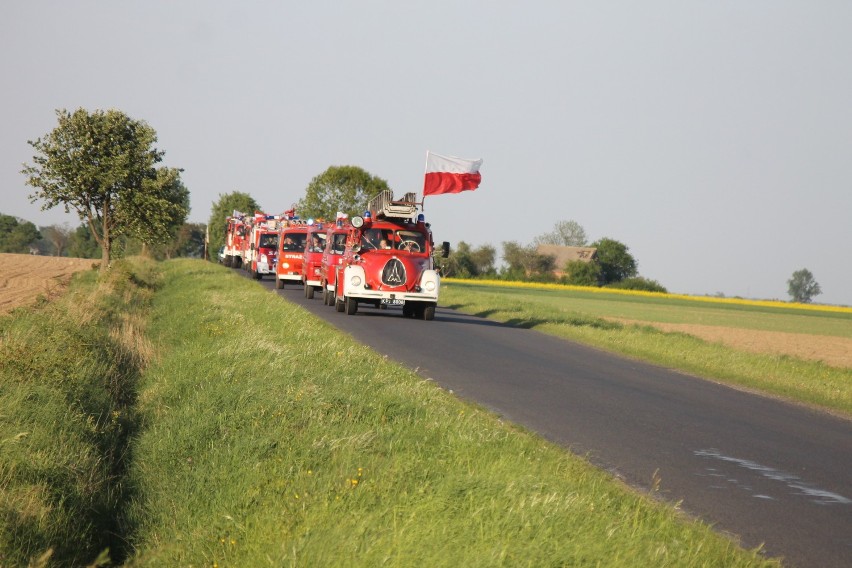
[351,275,362,287]
[424,280,436,292]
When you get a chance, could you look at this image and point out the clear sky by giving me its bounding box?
[3,1,850,305]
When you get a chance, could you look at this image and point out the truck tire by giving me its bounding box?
[345,296,358,315]
[335,296,345,312]
[422,304,435,321]
[275,278,284,290]
[306,285,314,300]
[253,270,262,280]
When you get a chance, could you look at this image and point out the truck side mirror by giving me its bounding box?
[441,242,450,258]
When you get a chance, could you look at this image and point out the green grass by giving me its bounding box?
[2,260,783,566]
[122,260,778,566]
[441,281,852,416]
[0,259,158,567]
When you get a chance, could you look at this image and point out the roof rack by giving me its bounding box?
[367,190,419,219]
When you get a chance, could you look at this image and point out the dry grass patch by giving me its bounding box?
[611,318,852,368]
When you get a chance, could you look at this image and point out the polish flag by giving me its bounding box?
[423,151,483,196]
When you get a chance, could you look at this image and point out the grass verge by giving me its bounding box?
[123,260,778,566]
[441,281,852,417]
[1,258,158,567]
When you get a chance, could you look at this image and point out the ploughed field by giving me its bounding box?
[0,253,95,314]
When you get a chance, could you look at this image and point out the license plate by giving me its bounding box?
[381,299,404,306]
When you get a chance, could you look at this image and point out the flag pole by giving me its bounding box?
[421,150,429,211]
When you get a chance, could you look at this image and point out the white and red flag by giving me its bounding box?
[423,151,483,197]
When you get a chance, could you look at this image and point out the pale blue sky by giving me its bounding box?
[3,1,850,305]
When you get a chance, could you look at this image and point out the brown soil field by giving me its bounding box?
[0,253,96,314]
[613,318,852,369]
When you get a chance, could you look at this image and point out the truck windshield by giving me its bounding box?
[308,233,326,252]
[361,228,426,252]
[330,233,346,254]
[281,233,306,251]
[258,234,278,249]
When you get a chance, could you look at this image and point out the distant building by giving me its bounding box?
[535,244,597,279]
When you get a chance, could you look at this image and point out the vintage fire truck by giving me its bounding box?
[222,214,248,268]
[301,222,328,299]
[332,190,448,320]
[245,214,280,280]
[320,220,350,306]
[275,220,310,290]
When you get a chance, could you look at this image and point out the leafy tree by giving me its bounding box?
[787,268,822,303]
[207,191,261,254]
[298,165,390,221]
[123,166,190,250]
[591,237,637,285]
[0,214,42,253]
[563,259,601,286]
[40,223,73,256]
[502,241,556,280]
[164,222,207,259]
[441,241,497,278]
[22,108,185,270]
[67,222,101,259]
[534,220,588,246]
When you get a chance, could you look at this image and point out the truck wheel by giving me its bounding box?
[422,305,435,321]
[275,278,284,290]
[254,270,262,280]
[322,287,329,305]
[306,285,314,300]
[345,296,358,315]
[335,295,345,312]
[224,256,232,267]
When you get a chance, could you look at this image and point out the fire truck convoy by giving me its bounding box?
[223,191,448,320]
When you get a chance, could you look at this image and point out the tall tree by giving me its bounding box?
[22,108,184,270]
[207,191,261,254]
[534,220,588,247]
[787,268,822,303]
[0,214,42,253]
[298,165,390,221]
[591,237,637,285]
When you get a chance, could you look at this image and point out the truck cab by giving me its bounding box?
[223,217,247,268]
[249,230,279,280]
[275,223,309,290]
[333,191,446,320]
[320,220,350,305]
[301,223,327,299]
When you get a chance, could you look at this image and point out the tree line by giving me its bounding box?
[16,107,823,303]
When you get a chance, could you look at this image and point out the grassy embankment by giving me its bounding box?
[1,259,157,566]
[3,259,780,566]
[441,279,852,417]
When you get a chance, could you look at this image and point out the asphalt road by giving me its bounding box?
[256,275,851,567]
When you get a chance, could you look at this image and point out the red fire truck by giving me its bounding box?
[301,222,328,299]
[275,221,309,290]
[320,220,350,305]
[245,214,280,280]
[332,190,448,320]
[222,214,248,268]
